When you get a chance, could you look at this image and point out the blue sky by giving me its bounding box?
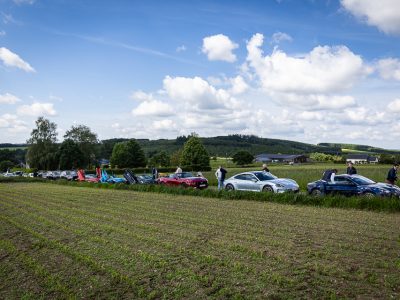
[1,0,400,149]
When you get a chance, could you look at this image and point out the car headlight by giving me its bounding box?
[275,183,284,188]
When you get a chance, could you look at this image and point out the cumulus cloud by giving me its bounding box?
[202,34,238,63]
[17,102,56,116]
[297,111,324,121]
[229,76,249,95]
[376,58,400,81]
[0,47,35,72]
[0,113,28,133]
[131,90,154,101]
[0,93,20,104]
[152,119,176,130]
[246,33,369,94]
[339,106,388,125]
[387,98,400,112]
[132,100,174,117]
[271,32,293,44]
[341,0,400,35]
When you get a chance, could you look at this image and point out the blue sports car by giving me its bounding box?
[307,174,400,198]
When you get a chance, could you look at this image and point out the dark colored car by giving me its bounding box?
[60,170,78,181]
[158,172,208,189]
[137,174,156,184]
[307,174,400,198]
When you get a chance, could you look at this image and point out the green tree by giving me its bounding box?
[180,136,210,169]
[26,117,59,170]
[0,160,14,172]
[64,125,98,167]
[110,139,146,168]
[232,151,254,166]
[170,149,182,167]
[57,139,85,169]
[149,151,170,167]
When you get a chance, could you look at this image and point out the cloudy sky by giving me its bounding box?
[1,0,400,149]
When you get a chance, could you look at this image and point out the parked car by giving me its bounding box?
[307,174,400,198]
[60,170,78,181]
[136,174,156,184]
[100,169,126,184]
[158,172,208,189]
[224,171,299,193]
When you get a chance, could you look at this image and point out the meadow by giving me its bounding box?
[204,162,392,190]
[1,182,400,298]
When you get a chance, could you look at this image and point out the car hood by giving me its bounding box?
[372,182,400,192]
[183,177,208,182]
[262,178,298,187]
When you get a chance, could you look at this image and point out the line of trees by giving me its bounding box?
[25,117,210,171]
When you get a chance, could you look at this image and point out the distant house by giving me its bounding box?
[254,154,308,164]
[346,154,379,164]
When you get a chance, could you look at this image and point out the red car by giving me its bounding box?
[158,172,208,189]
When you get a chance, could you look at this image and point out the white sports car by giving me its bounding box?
[223,171,299,193]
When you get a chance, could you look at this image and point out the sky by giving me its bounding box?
[0,0,400,149]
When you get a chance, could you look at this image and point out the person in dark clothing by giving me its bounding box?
[152,167,158,180]
[215,166,227,190]
[322,169,338,183]
[386,163,398,185]
[346,162,357,175]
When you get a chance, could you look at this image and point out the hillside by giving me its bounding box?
[318,143,400,155]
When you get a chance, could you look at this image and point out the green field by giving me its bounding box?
[1,183,399,298]
[204,163,392,190]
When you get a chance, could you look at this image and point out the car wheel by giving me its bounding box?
[262,185,274,193]
[311,189,322,196]
[363,192,375,199]
[225,184,234,191]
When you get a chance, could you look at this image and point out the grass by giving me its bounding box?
[0,182,399,298]
[203,163,392,190]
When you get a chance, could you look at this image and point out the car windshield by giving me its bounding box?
[178,172,194,178]
[138,175,152,180]
[351,175,375,185]
[254,172,277,181]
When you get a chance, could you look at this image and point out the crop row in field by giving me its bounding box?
[1,183,399,298]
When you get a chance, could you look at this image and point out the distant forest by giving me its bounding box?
[2,135,399,164]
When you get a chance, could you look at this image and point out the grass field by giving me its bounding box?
[204,163,392,190]
[1,183,399,298]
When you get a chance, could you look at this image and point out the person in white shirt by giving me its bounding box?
[175,166,182,173]
[215,166,227,190]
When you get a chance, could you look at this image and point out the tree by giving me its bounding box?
[0,160,14,172]
[170,149,182,167]
[26,117,59,170]
[149,151,170,167]
[57,139,85,169]
[180,136,210,168]
[110,139,146,168]
[64,125,98,168]
[232,151,254,166]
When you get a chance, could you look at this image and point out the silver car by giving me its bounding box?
[224,171,299,193]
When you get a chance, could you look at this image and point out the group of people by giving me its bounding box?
[322,162,398,185]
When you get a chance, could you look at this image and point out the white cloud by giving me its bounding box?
[0,93,20,104]
[0,113,28,133]
[341,0,400,35]
[176,45,186,52]
[229,76,249,95]
[152,119,176,130]
[17,102,56,116]
[202,34,238,63]
[131,90,154,101]
[132,100,174,117]
[0,47,35,72]
[376,58,400,81]
[340,107,387,125]
[297,111,324,121]
[13,0,36,4]
[271,32,293,44]
[387,98,400,112]
[246,33,369,94]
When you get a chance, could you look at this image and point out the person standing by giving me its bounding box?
[346,162,357,175]
[175,166,182,174]
[322,168,338,183]
[262,163,270,172]
[386,163,398,185]
[152,167,158,180]
[215,165,227,190]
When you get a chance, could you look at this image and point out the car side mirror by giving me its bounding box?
[252,179,258,182]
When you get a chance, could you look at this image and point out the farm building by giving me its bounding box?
[346,154,379,164]
[254,154,308,164]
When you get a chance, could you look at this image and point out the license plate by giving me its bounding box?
[199,184,206,187]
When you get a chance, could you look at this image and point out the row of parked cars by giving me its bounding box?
[2,168,399,198]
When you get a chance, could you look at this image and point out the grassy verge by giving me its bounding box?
[1,177,399,212]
